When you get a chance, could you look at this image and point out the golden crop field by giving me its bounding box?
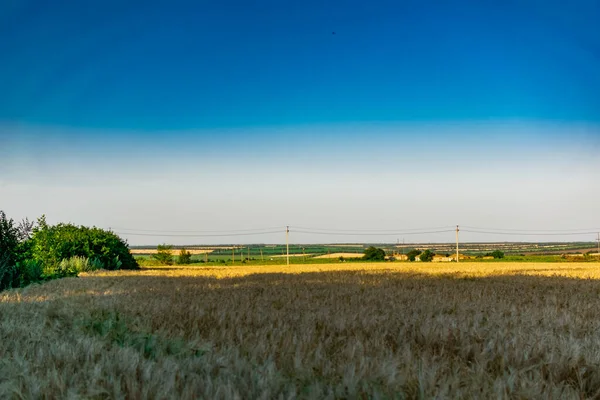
[2,262,600,399]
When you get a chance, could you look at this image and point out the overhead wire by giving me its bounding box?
[109,226,282,233]
[113,230,282,237]
[292,228,455,236]
[461,225,600,233]
[111,225,599,239]
[461,229,599,236]
[290,225,455,233]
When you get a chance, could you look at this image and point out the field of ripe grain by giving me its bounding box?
[2,262,600,399]
[314,252,364,259]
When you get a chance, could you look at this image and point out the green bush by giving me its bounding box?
[406,249,422,262]
[363,246,386,261]
[0,253,20,291]
[0,212,24,290]
[491,250,505,259]
[153,244,174,265]
[89,257,105,271]
[17,259,44,286]
[50,256,104,278]
[29,218,138,271]
[177,248,192,265]
[0,211,20,268]
[420,250,434,262]
[0,211,133,292]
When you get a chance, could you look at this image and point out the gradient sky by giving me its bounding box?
[1,0,599,245]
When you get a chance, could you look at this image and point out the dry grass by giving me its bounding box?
[2,262,600,399]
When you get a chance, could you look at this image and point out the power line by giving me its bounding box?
[291,225,455,233]
[293,229,454,236]
[110,225,600,240]
[114,230,282,237]
[461,225,600,233]
[109,226,282,233]
[461,229,600,236]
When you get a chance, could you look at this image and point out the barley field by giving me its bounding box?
[2,262,600,399]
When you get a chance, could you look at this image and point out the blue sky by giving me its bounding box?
[1,0,599,244]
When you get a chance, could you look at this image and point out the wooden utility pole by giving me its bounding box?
[456,225,460,263]
[260,248,264,261]
[597,233,600,260]
[286,226,290,266]
[232,248,235,264]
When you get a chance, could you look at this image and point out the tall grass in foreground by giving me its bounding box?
[1,262,600,398]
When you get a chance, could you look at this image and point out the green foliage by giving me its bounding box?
[51,259,80,278]
[89,257,105,271]
[29,220,138,271]
[0,211,20,268]
[485,250,505,259]
[406,249,422,262]
[1,210,135,292]
[53,256,103,277]
[17,259,44,286]
[491,250,505,259]
[177,248,192,265]
[363,246,386,261]
[0,211,33,290]
[0,253,20,291]
[420,250,434,262]
[153,244,173,265]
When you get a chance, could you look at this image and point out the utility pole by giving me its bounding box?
[260,248,264,262]
[286,226,290,267]
[456,225,460,263]
[232,248,235,264]
[597,232,600,259]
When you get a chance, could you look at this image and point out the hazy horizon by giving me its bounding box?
[2,1,599,245]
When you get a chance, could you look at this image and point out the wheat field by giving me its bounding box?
[2,262,600,399]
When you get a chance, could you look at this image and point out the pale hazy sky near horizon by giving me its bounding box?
[1,0,600,245]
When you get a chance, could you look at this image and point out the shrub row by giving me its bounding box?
[0,211,138,291]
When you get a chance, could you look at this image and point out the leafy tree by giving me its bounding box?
[363,246,386,261]
[29,219,138,270]
[153,244,173,265]
[406,249,422,262]
[491,250,505,259]
[420,249,434,262]
[0,211,20,266]
[177,248,192,265]
[0,211,23,290]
